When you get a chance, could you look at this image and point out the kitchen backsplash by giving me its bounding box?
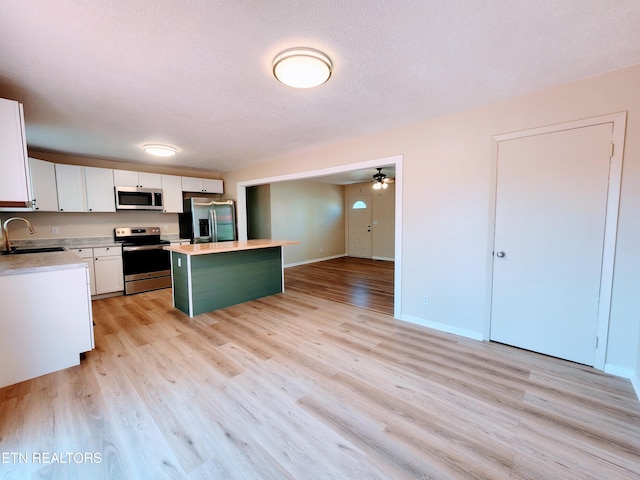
[0,211,180,241]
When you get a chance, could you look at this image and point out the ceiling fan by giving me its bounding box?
[372,167,394,190]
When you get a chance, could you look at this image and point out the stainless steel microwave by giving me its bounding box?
[115,186,164,211]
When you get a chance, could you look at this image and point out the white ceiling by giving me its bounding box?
[2,1,640,176]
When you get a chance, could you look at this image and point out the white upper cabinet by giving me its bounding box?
[139,172,162,189]
[55,164,87,212]
[55,164,115,212]
[181,176,223,194]
[0,98,31,209]
[29,158,59,212]
[161,174,183,213]
[112,169,138,187]
[85,166,115,212]
[113,169,162,189]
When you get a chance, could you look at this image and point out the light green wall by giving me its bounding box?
[270,180,345,266]
[246,184,271,239]
[248,180,395,264]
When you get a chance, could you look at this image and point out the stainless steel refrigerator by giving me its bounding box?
[179,198,236,243]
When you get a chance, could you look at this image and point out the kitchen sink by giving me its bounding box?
[1,246,66,255]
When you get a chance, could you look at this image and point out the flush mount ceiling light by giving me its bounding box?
[372,168,389,190]
[273,47,332,89]
[143,144,177,157]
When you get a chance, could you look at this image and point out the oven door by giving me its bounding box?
[121,245,171,294]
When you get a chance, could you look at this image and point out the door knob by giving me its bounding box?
[496,251,506,258]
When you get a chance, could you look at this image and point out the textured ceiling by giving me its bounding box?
[2,1,640,174]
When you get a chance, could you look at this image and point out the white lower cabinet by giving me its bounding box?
[71,247,96,296]
[94,246,124,294]
[0,265,93,388]
[71,246,123,296]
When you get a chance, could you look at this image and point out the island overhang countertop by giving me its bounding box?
[164,239,299,255]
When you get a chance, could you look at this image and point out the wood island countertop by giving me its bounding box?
[164,239,298,256]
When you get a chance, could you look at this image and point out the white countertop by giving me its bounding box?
[0,250,89,276]
[9,236,120,250]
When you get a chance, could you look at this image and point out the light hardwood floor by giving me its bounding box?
[0,259,639,479]
[285,256,394,315]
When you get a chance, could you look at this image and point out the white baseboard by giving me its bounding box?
[604,364,634,379]
[604,364,640,400]
[610,365,640,400]
[631,373,640,401]
[285,254,395,267]
[400,314,484,341]
[284,253,346,268]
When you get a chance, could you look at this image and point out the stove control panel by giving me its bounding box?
[114,226,161,238]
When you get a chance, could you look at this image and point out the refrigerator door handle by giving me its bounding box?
[194,200,215,207]
[210,209,218,242]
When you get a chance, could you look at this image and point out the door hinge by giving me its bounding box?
[610,142,614,157]
[595,336,599,348]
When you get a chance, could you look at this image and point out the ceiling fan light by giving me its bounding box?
[372,167,388,189]
[143,144,177,157]
[273,47,332,89]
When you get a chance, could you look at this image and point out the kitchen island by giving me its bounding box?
[165,239,298,317]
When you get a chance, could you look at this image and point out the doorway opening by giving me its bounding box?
[237,155,403,319]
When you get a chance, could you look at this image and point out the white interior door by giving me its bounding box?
[491,122,614,366]
[348,194,372,258]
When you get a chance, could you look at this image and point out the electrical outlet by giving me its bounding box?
[163,224,169,231]
[422,296,429,305]
[51,227,59,235]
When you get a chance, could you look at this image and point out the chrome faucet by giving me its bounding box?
[2,217,36,252]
